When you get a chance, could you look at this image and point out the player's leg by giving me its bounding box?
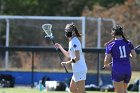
[76,80,86,93]
[112,69,129,93]
[123,74,131,93]
[123,71,131,93]
[113,81,125,93]
[69,79,78,93]
[123,83,128,93]
[71,71,87,93]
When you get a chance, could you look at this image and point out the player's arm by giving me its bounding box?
[65,41,80,64]
[55,43,70,58]
[58,45,70,58]
[130,49,137,58]
[104,53,111,68]
[61,50,80,64]
[72,50,80,62]
[129,42,137,58]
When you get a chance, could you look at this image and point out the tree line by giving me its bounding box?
[0,0,125,16]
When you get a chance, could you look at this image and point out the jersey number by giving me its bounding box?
[119,46,126,58]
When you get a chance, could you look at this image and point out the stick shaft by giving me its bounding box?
[42,24,68,73]
[50,38,69,73]
[135,45,140,50]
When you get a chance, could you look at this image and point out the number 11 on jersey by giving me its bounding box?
[119,46,126,58]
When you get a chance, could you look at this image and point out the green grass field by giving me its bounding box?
[0,87,138,93]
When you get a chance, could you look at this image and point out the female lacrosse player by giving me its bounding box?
[103,25,137,93]
[55,23,87,93]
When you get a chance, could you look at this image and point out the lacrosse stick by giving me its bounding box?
[102,44,140,69]
[42,24,68,73]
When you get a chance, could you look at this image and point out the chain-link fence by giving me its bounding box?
[3,16,140,72]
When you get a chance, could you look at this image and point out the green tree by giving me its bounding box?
[0,0,126,16]
[97,0,126,8]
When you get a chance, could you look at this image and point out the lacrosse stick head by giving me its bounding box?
[42,24,53,39]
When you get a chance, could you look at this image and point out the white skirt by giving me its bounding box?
[72,71,87,82]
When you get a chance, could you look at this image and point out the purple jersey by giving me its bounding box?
[105,39,134,83]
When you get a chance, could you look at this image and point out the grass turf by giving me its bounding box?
[0,87,139,93]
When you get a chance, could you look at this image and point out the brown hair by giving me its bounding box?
[104,25,128,46]
[73,24,81,37]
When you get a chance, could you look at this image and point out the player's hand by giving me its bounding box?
[54,43,61,49]
[61,61,69,65]
[102,65,110,69]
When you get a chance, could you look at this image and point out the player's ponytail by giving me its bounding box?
[122,34,129,43]
[116,25,129,43]
[74,26,81,37]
